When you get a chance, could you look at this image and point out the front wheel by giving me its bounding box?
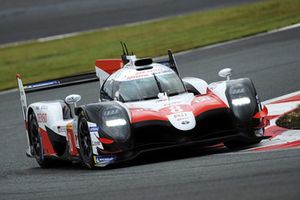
[78,114,95,168]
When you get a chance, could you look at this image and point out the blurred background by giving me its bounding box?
[0,0,257,44]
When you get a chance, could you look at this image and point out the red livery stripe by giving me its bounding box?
[39,128,56,155]
[98,137,114,144]
[130,108,168,123]
[269,94,300,104]
[264,125,287,138]
[252,140,300,151]
[66,124,79,156]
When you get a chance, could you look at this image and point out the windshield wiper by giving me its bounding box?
[153,73,162,93]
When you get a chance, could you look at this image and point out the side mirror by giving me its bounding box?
[218,68,232,80]
[65,94,81,107]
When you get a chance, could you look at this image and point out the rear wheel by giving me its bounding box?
[78,113,95,168]
[28,112,54,168]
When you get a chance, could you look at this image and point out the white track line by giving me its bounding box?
[263,91,300,104]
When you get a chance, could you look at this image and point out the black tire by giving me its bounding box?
[224,138,262,150]
[28,112,54,168]
[78,113,95,168]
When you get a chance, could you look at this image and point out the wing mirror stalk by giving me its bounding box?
[65,94,81,116]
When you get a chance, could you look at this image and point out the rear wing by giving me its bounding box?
[19,72,98,93]
[16,59,123,95]
[16,72,100,120]
[16,72,100,117]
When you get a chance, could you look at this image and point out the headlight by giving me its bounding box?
[100,106,130,143]
[232,97,251,106]
[106,118,127,127]
[226,79,258,122]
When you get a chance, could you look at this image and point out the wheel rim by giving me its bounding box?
[79,119,92,160]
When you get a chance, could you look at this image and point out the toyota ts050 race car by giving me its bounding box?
[17,44,269,168]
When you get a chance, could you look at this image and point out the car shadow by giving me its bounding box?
[24,143,256,172]
[107,144,231,170]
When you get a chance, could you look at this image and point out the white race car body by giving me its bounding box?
[17,48,269,168]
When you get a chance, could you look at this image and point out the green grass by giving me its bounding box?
[1,0,300,91]
[276,105,300,129]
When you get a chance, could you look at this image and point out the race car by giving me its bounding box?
[17,44,269,168]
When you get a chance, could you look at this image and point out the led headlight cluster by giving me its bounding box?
[232,97,251,106]
[102,107,127,127]
[103,108,120,117]
[228,85,256,121]
[105,118,127,127]
[230,86,252,106]
[100,106,130,143]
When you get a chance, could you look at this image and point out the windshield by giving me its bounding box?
[116,72,186,102]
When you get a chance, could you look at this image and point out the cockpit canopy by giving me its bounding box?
[100,64,186,102]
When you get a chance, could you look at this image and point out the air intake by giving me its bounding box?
[134,58,153,66]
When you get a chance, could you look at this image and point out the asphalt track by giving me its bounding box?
[0,26,300,200]
[0,0,258,44]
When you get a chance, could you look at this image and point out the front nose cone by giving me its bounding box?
[167,111,196,131]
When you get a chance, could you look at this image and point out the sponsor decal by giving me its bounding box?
[103,108,120,116]
[230,88,245,95]
[94,155,116,166]
[89,126,99,132]
[41,105,48,110]
[26,80,60,89]
[173,112,189,121]
[181,120,190,125]
[167,111,196,131]
[37,113,47,123]
[122,68,172,81]
[92,141,101,146]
